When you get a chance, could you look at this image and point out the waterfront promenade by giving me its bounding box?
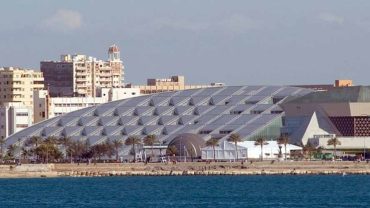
[1,161,370,178]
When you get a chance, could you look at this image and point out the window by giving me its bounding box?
[245,101,258,104]
[220,130,233,134]
[272,97,284,104]
[271,110,283,114]
[16,113,28,116]
[230,110,243,115]
[251,110,263,114]
[199,130,212,134]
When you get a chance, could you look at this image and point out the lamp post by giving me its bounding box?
[364,137,366,160]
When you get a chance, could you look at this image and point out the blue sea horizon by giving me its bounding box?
[0,175,369,207]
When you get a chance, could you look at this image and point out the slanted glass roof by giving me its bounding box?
[284,86,370,103]
[5,86,312,156]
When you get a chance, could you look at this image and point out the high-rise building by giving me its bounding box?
[41,45,124,97]
[0,67,44,108]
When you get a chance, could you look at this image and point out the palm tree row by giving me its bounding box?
[3,136,127,164]
[205,133,243,162]
[1,134,160,164]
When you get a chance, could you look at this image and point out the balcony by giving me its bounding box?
[76,78,87,82]
[76,72,87,76]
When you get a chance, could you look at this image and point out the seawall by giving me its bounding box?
[1,161,370,178]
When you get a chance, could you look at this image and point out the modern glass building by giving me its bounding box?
[5,86,311,156]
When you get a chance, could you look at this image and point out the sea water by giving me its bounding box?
[0,175,370,207]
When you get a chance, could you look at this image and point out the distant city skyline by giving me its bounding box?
[1,0,370,85]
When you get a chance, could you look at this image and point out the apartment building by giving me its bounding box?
[33,87,140,123]
[41,45,124,97]
[129,75,224,94]
[0,67,44,108]
[0,102,32,140]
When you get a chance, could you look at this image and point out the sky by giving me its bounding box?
[1,0,370,85]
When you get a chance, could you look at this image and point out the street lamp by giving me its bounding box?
[364,137,366,160]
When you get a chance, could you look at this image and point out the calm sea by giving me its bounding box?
[0,175,369,207]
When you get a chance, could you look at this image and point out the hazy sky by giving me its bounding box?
[1,0,370,85]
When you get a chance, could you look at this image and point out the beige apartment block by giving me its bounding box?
[41,45,124,97]
[130,75,224,94]
[0,67,44,108]
[33,87,141,123]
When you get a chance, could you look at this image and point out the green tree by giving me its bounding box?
[58,137,72,162]
[227,133,242,161]
[166,145,177,156]
[206,137,219,162]
[35,144,62,163]
[7,144,17,160]
[21,147,32,161]
[69,140,85,162]
[0,137,5,160]
[125,136,142,162]
[143,134,158,159]
[26,136,42,148]
[255,137,269,161]
[327,137,341,159]
[104,139,114,160]
[277,136,289,160]
[90,143,108,161]
[26,136,43,162]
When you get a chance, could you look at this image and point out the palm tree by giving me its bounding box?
[21,147,31,161]
[166,145,177,156]
[43,136,58,163]
[26,136,42,162]
[143,134,158,159]
[72,140,85,162]
[104,139,114,160]
[206,137,219,162]
[255,137,269,161]
[125,136,142,162]
[112,139,123,162]
[327,137,341,159]
[303,142,315,160]
[166,145,178,163]
[227,133,242,161]
[277,136,289,160]
[26,136,42,148]
[7,144,17,160]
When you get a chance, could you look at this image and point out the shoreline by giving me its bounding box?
[1,161,370,178]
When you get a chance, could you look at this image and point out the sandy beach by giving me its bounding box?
[1,161,370,178]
